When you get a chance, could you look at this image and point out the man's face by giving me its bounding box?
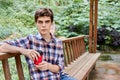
[36,16,52,35]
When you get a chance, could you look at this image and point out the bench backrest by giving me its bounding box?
[62,35,86,66]
[0,35,86,80]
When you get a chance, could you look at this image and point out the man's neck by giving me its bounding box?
[42,33,52,42]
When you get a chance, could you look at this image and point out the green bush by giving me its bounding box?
[0,25,13,39]
[97,25,120,47]
[55,2,90,37]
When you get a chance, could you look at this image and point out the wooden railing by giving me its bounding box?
[0,35,87,80]
[0,53,25,80]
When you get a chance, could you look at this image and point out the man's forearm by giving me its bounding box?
[0,43,23,54]
[48,63,60,73]
[0,43,41,61]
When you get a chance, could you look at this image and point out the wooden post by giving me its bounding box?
[15,55,25,80]
[2,59,11,80]
[89,0,94,53]
[93,0,98,53]
[89,0,98,53]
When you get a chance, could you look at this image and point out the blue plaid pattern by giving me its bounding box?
[5,33,64,80]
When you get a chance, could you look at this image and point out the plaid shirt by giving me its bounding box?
[5,33,64,80]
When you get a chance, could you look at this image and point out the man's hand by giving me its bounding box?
[35,61,60,73]
[20,49,41,61]
[35,61,50,71]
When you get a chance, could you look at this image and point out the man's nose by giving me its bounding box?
[42,22,46,26]
[42,22,46,28]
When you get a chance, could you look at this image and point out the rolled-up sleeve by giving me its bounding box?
[3,36,30,49]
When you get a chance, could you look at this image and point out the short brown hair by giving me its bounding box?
[34,8,54,22]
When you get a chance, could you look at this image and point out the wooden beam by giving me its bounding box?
[89,0,98,53]
[93,0,98,53]
[89,0,94,53]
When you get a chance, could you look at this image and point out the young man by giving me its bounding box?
[0,8,76,80]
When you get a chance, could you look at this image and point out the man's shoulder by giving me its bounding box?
[53,37,62,43]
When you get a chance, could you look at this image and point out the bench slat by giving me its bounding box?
[2,59,11,80]
[15,55,25,80]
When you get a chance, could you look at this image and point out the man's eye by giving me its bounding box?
[38,21,42,24]
[46,21,50,23]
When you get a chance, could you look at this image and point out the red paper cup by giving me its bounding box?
[34,56,43,65]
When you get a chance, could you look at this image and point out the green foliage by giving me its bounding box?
[97,26,120,47]
[55,1,90,37]
[0,0,39,39]
[0,0,13,9]
[98,0,120,27]
[0,0,39,28]
[0,25,13,39]
[0,0,119,38]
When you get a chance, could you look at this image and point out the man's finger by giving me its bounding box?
[34,51,41,60]
[29,51,36,60]
[35,51,41,56]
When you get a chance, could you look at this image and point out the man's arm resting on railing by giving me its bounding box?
[0,43,21,53]
[0,43,40,61]
[0,43,60,73]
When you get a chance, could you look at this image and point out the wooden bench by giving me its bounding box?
[62,36,101,80]
[0,35,100,80]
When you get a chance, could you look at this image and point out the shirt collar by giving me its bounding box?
[36,32,43,40]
